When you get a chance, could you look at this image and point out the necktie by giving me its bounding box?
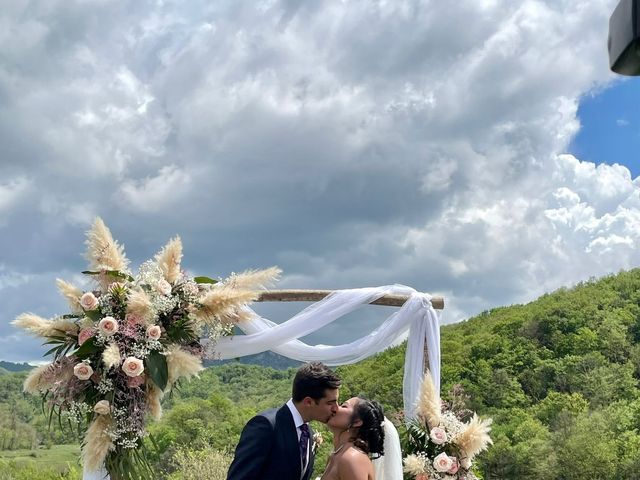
[299,423,310,469]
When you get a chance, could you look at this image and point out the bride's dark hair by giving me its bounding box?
[351,398,385,458]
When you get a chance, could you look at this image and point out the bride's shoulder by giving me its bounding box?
[337,446,372,476]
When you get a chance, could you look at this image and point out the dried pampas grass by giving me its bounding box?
[166,346,204,388]
[226,267,281,290]
[155,236,183,284]
[126,289,153,322]
[455,413,493,461]
[102,343,121,370]
[147,382,164,420]
[415,370,441,429]
[23,364,52,394]
[85,217,129,273]
[193,285,258,325]
[56,279,83,313]
[403,454,427,475]
[83,415,114,473]
[12,313,79,338]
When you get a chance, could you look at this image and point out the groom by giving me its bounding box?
[227,362,341,480]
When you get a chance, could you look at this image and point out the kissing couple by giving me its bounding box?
[226,361,403,480]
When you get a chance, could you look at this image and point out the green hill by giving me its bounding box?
[2,268,640,479]
[0,361,34,373]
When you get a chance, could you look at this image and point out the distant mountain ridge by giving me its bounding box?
[204,350,301,370]
[0,361,34,373]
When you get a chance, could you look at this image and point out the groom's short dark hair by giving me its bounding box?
[292,362,341,401]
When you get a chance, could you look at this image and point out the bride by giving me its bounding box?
[319,397,403,480]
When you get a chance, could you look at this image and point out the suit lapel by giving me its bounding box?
[277,405,302,479]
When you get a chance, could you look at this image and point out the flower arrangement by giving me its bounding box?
[402,371,493,480]
[13,218,280,479]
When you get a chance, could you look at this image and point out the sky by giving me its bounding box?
[2,0,640,363]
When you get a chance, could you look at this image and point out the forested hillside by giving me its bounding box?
[2,269,640,479]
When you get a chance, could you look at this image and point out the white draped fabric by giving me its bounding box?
[213,284,442,419]
[84,284,441,480]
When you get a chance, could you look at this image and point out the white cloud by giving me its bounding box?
[118,164,192,212]
[3,0,639,360]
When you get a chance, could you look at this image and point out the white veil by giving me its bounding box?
[372,417,403,480]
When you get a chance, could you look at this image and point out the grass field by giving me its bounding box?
[0,444,80,473]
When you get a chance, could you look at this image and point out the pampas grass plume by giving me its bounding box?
[227,267,281,290]
[85,217,130,273]
[147,383,164,420]
[83,415,114,473]
[403,454,427,475]
[155,236,183,284]
[193,285,258,325]
[126,289,153,322]
[56,279,83,313]
[13,313,78,338]
[416,370,441,429]
[455,413,493,461]
[166,346,204,388]
[23,364,51,394]
[102,343,121,370]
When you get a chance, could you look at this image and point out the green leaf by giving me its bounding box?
[73,336,99,359]
[194,276,218,284]
[84,309,102,321]
[146,350,168,391]
[82,270,134,282]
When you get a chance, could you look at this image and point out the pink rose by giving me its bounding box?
[98,316,119,336]
[78,328,95,346]
[448,457,459,474]
[73,362,93,381]
[80,292,99,310]
[460,457,471,469]
[146,325,162,341]
[416,475,429,480]
[429,427,447,445]
[433,453,453,473]
[127,375,146,388]
[156,279,172,296]
[122,356,144,377]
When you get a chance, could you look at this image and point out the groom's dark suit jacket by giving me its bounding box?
[227,404,315,480]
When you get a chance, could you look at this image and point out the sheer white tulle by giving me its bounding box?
[84,285,441,479]
[213,284,441,419]
[372,418,404,480]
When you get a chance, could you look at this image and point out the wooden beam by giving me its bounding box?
[256,289,445,310]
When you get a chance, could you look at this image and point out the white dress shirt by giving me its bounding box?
[286,399,310,475]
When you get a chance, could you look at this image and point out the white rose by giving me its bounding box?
[430,426,448,445]
[460,457,472,469]
[80,292,99,310]
[98,316,119,336]
[122,356,144,377]
[73,363,94,381]
[156,279,172,296]
[94,400,111,415]
[433,452,453,473]
[146,325,162,341]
